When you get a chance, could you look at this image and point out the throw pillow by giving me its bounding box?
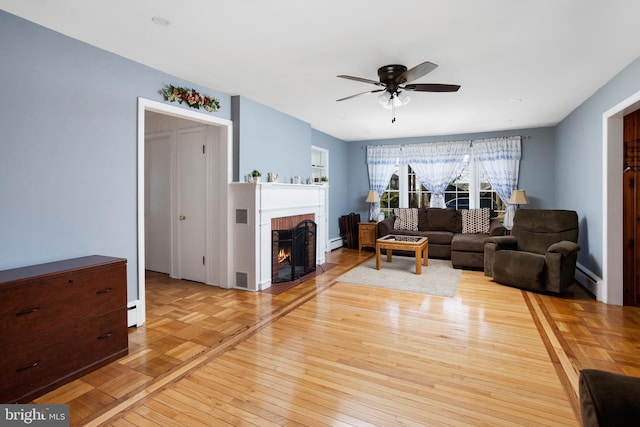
[393,208,419,231]
[462,208,491,234]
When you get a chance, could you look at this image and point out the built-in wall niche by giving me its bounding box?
[311,145,328,183]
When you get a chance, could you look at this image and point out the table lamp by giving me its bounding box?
[365,190,380,222]
[508,189,529,208]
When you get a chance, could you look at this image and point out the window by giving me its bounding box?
[407,165,430,209]
[381,155,506,219]
[379,164,399,218]
[443,156,470,208]
[479,166,505,217]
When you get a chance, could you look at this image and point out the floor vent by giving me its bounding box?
[236,272,249,288]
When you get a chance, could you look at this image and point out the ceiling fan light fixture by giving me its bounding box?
[377,92,411,110]
[398,91,411,106]
[336,61,456,123]
[377,92,391,107]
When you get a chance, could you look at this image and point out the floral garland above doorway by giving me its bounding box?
[162,85,221,112]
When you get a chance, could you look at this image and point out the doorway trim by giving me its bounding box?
[136,98,233,326]
[603,89,640,305]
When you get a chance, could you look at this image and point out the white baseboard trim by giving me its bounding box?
[127,300,139,327]
[575,262,602,299]
[328,237,343,251]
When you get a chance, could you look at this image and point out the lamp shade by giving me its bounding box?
[508,189,529,205]
[365,190,380,203]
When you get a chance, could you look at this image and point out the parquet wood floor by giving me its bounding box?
[33,249,640,426]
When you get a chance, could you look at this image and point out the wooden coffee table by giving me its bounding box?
[375,235,429,274]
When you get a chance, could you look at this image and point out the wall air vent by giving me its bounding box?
[235,209,248,224]
[236,272,248,289]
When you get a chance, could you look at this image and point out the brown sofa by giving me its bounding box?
[378,207,506,269]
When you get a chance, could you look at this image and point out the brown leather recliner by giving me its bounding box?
[484,209,580,293]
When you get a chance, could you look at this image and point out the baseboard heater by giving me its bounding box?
[328,237,343,251]
[575,263,601,298]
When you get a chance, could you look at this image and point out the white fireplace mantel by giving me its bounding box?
[228,182,328,291]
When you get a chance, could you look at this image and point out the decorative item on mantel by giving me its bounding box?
[249,169,261,183]
[267,172,279,182]
[162,85,221,112]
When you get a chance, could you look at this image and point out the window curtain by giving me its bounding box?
[402,141,471,208]
[473,136,522,227]
[366,145,400,220]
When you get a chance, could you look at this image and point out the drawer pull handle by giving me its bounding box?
[96,287,113,295]
[16,359,41,373]
[97,332,114,340]
[68,279,74,284]
[16,307,40,317]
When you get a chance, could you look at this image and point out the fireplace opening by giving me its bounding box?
[272,220,316,283]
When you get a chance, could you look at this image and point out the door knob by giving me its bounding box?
[179,215,186,221]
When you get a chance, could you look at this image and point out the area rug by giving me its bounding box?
[336,257,461,297]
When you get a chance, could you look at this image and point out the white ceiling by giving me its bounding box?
[3,1,640,141]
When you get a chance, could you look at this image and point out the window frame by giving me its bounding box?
[380,153,505,218]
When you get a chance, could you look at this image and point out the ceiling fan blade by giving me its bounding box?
[395,61,438,84]
[403,83,461,92]
[337,75,385,87]
[336,89,385,102]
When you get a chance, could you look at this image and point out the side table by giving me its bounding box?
[358,222,378,253]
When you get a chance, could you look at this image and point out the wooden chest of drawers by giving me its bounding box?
[0,255,128,403]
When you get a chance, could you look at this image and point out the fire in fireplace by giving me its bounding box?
[272,220,317,283]
[277,247,291,264]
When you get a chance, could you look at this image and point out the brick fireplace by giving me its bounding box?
[228,182,328,291]
[272,215,316,283]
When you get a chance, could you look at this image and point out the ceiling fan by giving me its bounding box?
[337,61,460,122]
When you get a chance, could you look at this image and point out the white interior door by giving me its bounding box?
[178,128,206,282]
[144,133,172,274]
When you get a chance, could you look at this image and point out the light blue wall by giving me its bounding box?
[346,127,556,219]
[233,96,312,184]
[0,11,223,299]
[312,129,349,239]
[556,57,640,278]
[231,97,350,240]
[0,10,351,302]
